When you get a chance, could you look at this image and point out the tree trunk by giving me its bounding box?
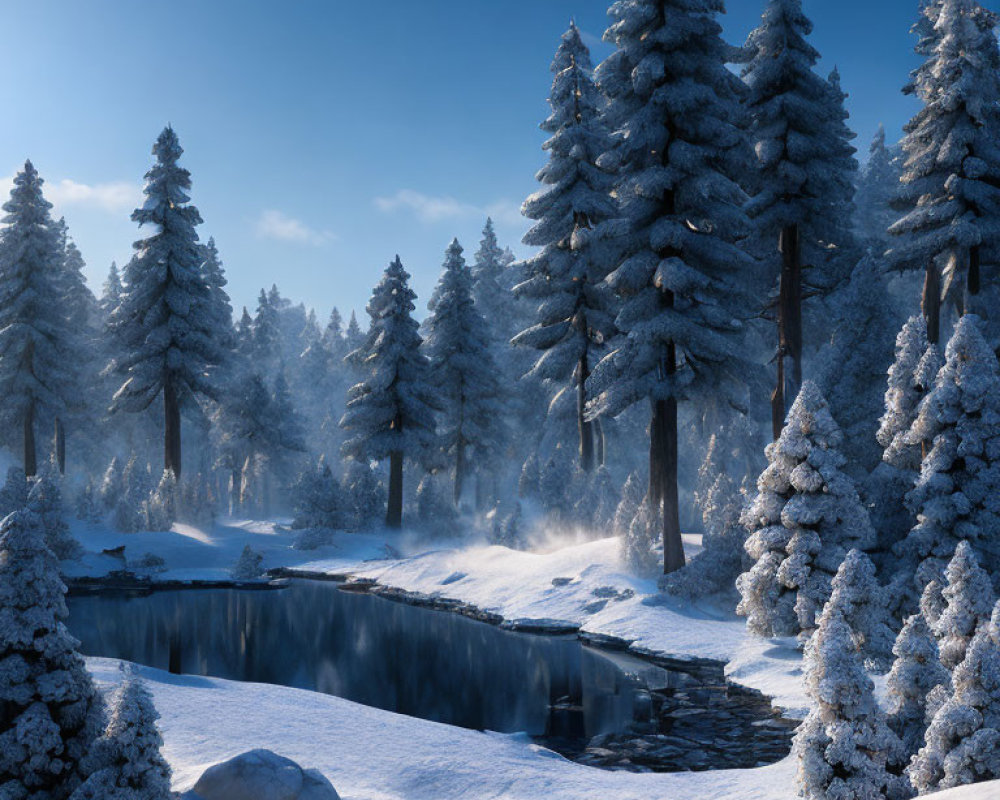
[773,224,802,441]
[578,355,594,473]
[54,418,66,475]
[648,402,664,507]
[967,245,980,319]
[387,450,403,528]
[230,467,240,515]
[164,378,182,479]
[659,338,685,575]
[594,418,605,467]
[923,260,941,346]
[454,435,466,507]
[23,401,36,478]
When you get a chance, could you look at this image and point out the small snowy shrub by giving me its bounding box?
[231,544,265,580]
[129,553,167,575]
[621,499,661,579]
[71,669,172,800]
[292,457,351,531]
[144,470,176,533]
[613,471,644,539]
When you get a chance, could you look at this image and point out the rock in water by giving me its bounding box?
[187,749,340,800]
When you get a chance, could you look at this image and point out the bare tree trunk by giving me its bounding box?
[771,349,786,441]
[164,379,182,479]
[923,260,941,346]
[578,355,594,473]
[659,337,685,574]
[967,245,980,320]
[23,401,37,478]
[648,402,664,507]
[230,467,240,515]
[772,225,802,442]
[53,417,66,474]
[594,418,605,467]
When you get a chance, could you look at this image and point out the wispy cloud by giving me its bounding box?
[255,209,336,246]
[0,174,140,214]
[374,189,523,227]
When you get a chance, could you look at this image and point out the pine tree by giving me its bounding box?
[230,544,265,580]
[892,316,1000,603]
[737,382,875,641]
[343,459,384,530]
[794,606,897,800]
[29,462,80,560]
[108,127,227,478]
[100,262,123,321]
[742,0,859,437]
[292,456,351,531]
[909,601,1000,793]
[423,239,504,505]
[817,255,901,478]
[71,670,172,800]
[341,257,438,527]
[0,465,29,517]
[886,612,951,761]
[251,287,282,374]
[471,218,515,345]
[855,125,903,251]
[889,0,1000,345]
[824,549,896,671]
[514,22,616,473]
[344,310,364,353]
[589,0,758,574]
[0,510,101,799]
[200,236,234,347]
[934,541,995,671]
[0,162,82,476]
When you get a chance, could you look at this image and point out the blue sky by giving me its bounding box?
[0,0,979,322]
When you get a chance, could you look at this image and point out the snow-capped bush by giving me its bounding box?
[908,601,1000,793]
[71,670,172,800]
[231,544,265,580]
[29,463,81,560]
[0,509,102,799]
[0,465,28,517]
[613,471,644,539]
[794,605,898,800]
[886,612,951,762]
[292,457,351,531]
[737,382,875,642]
[934,541,995,671]
[622,499,661,579]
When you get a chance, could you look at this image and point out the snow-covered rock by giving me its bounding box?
[186,749,340,800]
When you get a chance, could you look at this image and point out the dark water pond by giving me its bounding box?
[66,580,794,772]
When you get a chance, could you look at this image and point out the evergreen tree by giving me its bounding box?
[341,257,438,527]
[886,612,951,761]
[817,255,900,478]
[200,236,234,346]
[70,671,172,800]
[855,125,903,251]
[252,287,282,373]
[423,239,504,505]
[514,22,616,473]
[589,0,757,574]
[100,262,123,321]
[471,218,515,345]
[0,509,101,799]
[230,544,265,580]
[742,0,859,437]
[909,602,1000,793]
[344,310,364,354]
[292,456,351,531]
[0,465,29,517]
[0,162,82,476]
[737,382,875,641]
[29,463,80,560]
[794,606,897,800]
[889,0,1000,344]
[824,549,896,671]
[108,127,227,477]
[892,316,1000,604]
[934,541,995,671]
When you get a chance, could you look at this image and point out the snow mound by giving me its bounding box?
[186,749,340,800]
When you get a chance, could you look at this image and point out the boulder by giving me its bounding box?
[185,749,339,800]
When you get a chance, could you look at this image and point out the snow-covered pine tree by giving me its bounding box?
[613,471,644,539]
[737,382,875,641]
[0,162,83,477]
[200,236,234,348]
[231,544,265,580]
[908,601,1000,793]
[423,239,504,505]
[343,459,384,530]
[921,578,947,630]
[588,0,757,574]
[742,0,859,436]
[471,218,516,346]
[889,0,1000,345]
[108,127,227,478]
[114,456,154,534]
[816,255,900,478]
[0,509,101,799]
[794,606,897,800]
[98,457,124,512]
[824,549,896,671]
[886,612,951,762]
[513,22,616,474]
[344,310,364,353]
[0,465,28,517]
[70,670,172,800]
[414,472,459,537]
[29,462,81,560]
[292,456,351,531]
[145,470,177,532]
[934,541,995,671]
[100,261,123,321]
[855,125,903,251]
[892,315,1000,605]
[588,465,620,530]
[251,287,282,376]
[341,256,438,528]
